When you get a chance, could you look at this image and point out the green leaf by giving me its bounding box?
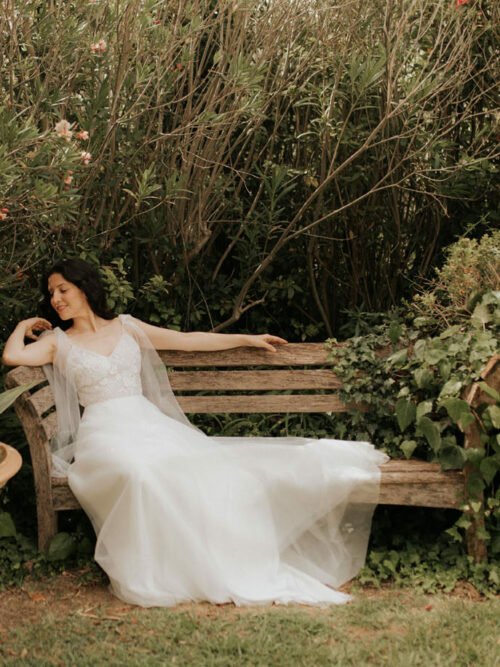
[416,400,433,422]
[395,398,416,432]
[388,322,403,345]
[439,379,463,398]
[400,440,417,460]
[477,382,500,402]
[0,379,43,415]
[0,511,17,538]
[466,471,485,496]
[47,532,76,561]
[491,535,500,555]
[479,456,500,485]
[440,325,461,339]
[424,347,447,365]
[439,444,466,470]
[388,348,408,366]
[485,405,500,429]
[471,303,492,326]
[414,368,434,390]
[417,416,441,453]
[465,447,485,467]
[440,397,471,422]
[438,360,451,381]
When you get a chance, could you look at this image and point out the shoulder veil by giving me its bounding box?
[43,314,199,477]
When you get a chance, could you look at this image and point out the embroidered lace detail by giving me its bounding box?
[66,333,142,407]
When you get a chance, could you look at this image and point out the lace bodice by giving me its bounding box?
[66,332,142,407]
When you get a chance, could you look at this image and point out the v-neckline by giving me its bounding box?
[64,320,125,359]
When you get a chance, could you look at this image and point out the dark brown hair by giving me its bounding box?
[42,258,114,329]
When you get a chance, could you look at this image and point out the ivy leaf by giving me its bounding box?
[439,379,463,398]
[491,535,500,555]
[466,447,486,467]
[439,444,466,470]
[485,405,500,429]
[424,347,447,365]
[416,400,433,422]
[400,440,417,460]
[388,321,403,345]
[413,368,434,390]
[388,348,408,367]
[438,360,451,381]
[0,511,17,538]
[395,398,416,432]
[417,416,441,453]
[477,382,500,402]
[466,471,485,496]
[439,325,461,340]
[479,456,500,485]
[47,532,76,562]
[440,397,472,424]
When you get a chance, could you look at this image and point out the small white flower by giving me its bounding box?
[54,119,73,142]
[91,38,107,54]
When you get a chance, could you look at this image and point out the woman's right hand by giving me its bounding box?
[18,317,53,340]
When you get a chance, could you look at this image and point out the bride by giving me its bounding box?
[3,258,387,607]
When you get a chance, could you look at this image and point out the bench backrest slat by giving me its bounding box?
[159,343,335,367]
[169,369,341,391]
[177,394,347,414]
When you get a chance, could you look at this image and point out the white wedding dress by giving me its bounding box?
[55,315,388,608]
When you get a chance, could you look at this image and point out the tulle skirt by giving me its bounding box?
[68,394,388,607]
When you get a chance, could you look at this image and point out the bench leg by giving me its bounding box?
[37,503,58,551]
[465,514,487,563]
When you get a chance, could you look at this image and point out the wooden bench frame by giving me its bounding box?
[6,343,499,561]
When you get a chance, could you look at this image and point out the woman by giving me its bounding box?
[3,258,387,607]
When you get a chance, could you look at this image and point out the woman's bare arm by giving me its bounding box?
[132,317,288,352]
[2,318,56,367]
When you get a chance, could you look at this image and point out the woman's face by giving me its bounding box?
[48,273,89,320]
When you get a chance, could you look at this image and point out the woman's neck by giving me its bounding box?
[70,311,111,335]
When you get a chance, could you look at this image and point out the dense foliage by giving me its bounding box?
[1,0,499,588]
[1,0,499,340]
[326,232,500,571]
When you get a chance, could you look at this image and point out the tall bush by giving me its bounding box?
[0,0,498,340]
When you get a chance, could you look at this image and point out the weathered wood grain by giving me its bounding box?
[176,394,348,413]
[169,369,342,391]
[12,399,56,551]
[159,343,337,367]
[6,365,46,388]
[28,384,55,417]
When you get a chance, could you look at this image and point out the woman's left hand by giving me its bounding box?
[246,334,288,352]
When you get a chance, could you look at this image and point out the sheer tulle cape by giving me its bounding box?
[43,314,198,476]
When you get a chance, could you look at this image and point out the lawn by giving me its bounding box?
[1,571,498,665]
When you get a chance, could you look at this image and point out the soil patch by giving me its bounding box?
[0,568,489,635]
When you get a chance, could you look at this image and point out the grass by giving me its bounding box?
[1,590,499,666]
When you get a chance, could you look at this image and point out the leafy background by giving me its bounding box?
[0,0,499,590]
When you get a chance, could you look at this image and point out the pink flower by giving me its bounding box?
[0,207,8,221]
[75,130,89,141]
[91,38,107,54]
[455,0,469,5]
[54,119,73,142]
[63,174,73,185]
[81,151,92,166]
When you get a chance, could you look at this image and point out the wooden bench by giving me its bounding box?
[6,343,498,561]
